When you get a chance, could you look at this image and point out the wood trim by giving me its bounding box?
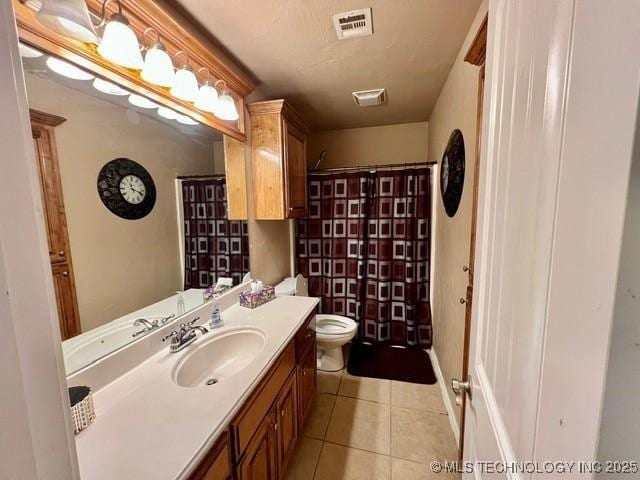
[459,63,485,460]
[13,0,252,142]
[464,14,488,66]
[247,100,308,134]
[29,108,66,127]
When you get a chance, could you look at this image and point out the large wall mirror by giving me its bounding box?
[20,43,250,375]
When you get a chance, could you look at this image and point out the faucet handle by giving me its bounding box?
[179,317,200,331]
[162,331,178,343]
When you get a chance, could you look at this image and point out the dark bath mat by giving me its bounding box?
[346,340,437,384]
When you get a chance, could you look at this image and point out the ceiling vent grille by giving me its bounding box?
[333,8,373,40]
[352,88,386,107]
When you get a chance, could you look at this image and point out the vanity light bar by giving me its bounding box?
[34,0,239,122]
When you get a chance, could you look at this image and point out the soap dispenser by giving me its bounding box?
[209,302,223,329]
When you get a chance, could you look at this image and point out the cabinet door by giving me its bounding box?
[283,120,307,219]
[190,432,232,480]
[297,342,317,428]
[238,412,278,480]
[51,262,81,339]
[32,127,69,264]
[275,372,298,473]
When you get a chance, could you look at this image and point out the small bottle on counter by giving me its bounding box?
[209,303,224,329]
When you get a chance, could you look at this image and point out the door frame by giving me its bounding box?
[457,13,488,458]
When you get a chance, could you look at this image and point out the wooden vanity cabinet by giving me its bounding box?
[189,432,232,480]
[191,312,316,480]
[237,411,278,480]
[247,100,308,220]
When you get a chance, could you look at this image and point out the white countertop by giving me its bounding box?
[74,295,319,480]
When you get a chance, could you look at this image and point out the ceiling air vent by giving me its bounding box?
[333,8,373,40]
[352,88,386,107]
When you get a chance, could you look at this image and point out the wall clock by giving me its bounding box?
[440,129,465,217]
[97,158,156,220]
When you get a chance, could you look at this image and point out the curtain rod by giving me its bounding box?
[177,174,226,180]
[309,161,437,175]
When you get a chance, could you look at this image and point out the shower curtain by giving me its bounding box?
[296,168,432,347]
[181,178,249,289]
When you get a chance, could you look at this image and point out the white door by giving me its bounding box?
[461,0,640,477]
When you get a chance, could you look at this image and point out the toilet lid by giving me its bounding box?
[316,315,357,335]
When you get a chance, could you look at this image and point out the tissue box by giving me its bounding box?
[239,285,275,309]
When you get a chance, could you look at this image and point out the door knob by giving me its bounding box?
[459,297,467,305]
[451,375,472,405]
[462,265,471,273]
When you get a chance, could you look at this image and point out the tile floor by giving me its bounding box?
[284,359,460,480]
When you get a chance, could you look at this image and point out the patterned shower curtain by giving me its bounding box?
[181,178,249,289]
[296,168,432,347]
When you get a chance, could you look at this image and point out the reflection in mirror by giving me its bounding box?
[20,44,250,374]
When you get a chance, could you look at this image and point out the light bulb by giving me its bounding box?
[176,114,198,126]
[170,65,198,102]
[215,93,239,121]
[93,77,128,96]
[157,106,179,120]
[46,56,94,80]
[194,83,219,113]
[128,93,158,109]
[19,43,43,58]
[97,13,144,70]
[36,0,98,43]
[141,42,175,87]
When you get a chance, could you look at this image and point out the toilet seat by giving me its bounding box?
[316,314,357,336]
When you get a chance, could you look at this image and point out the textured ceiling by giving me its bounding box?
[173,0,482,131]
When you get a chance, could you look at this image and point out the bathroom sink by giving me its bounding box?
[173,328,266,388]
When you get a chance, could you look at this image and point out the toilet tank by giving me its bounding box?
[275,275,308,296]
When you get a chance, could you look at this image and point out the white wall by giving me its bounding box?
[427,1,487,425]
[0,6,78,477]
[597,108,640,474]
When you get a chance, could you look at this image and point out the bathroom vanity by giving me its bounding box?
[73,295,318,480]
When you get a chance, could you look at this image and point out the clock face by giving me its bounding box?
[97,158,156,220]
[440,129,465,217]
[119,175,146,205]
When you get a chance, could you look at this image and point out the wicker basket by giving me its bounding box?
[69,386,95,434]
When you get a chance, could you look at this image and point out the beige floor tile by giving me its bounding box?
[391,458,460,480]
[314,443,390,480]
[338,373,391,404]
[318,370,342,395]
[303,393,337,440]
[283,437,323,480]
[326,396,391,455]
[390,381,447,414]
[391,407,458,464]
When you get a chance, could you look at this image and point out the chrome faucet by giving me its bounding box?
[132,314,176,338]
[161,317,208,353]
[132,318,157,337]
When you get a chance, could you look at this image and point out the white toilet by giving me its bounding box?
[275,275,357,372]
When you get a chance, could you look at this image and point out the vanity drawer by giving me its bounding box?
[294,311,316,359]
[231,340,296,459]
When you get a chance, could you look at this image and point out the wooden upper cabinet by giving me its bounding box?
[223,135,249,220]
[248,100,308,220]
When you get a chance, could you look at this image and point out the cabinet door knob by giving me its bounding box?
[58,250,65,257]
[459,297,467,305]
[274,422,278,431]
[281,408,285,417]
[462,265,470,272]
